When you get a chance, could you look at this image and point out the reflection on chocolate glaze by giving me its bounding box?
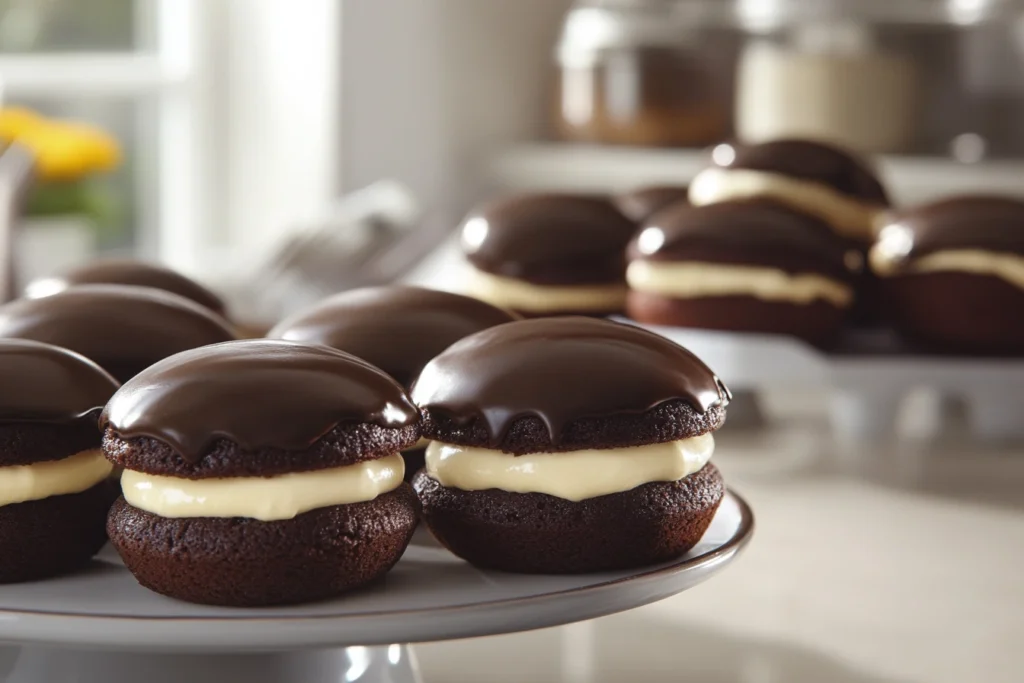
[720,139,889,205]
[0,284,235,383]
[268,286,517,388]
[460,194,636,285]
[615,186,690,224]
[28,259,226,315]
[0,339,118,423]
[412,317,729,445]
[629,200,857,279]
[875,196,1024,269]
[102,339,419,463]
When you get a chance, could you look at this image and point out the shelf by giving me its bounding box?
[487,144,1024,205]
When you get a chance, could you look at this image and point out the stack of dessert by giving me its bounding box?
[456,139,1023,355]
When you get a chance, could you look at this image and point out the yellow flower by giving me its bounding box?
[0,107,45,139]
[17,127,88,181]
[0,107,122,182]
[55,122,122,173]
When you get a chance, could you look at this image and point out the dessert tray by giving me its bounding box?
[624,320,1024,442]
[0,490,752,683]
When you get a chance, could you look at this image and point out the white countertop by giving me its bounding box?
[415,420,1024,683]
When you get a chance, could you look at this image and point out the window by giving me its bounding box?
[0,0,341,283]
[0,0,197,268]
[0,0,137,53]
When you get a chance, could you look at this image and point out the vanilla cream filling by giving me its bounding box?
[121,453,405,521]
[688,167,883,242]
[627,260,853,307]
[403,437,431,452]
[0,449,112,507]
[425,435,714,502]
[463,267,627,313]
[870,247,1024,290]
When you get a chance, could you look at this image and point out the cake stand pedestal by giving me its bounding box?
[0,492,752,683]
[0,645,419,683]
[623,319,1024,442]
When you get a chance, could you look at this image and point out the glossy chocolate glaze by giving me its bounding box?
[0,285,235,383]
[629,200,857,279]
[29,259,226,315]
[0,339,118,423]
[460,194,636,285]
[411,317,729,445]
[268,286,517,388]
[102,339,419,463]
[615,185,690,224]
[720,139,889,205]
[877,196,1024,266]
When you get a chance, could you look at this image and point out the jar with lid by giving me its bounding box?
[553,0,1024,160]
[732,0,1024,157]
[553,0,739,147]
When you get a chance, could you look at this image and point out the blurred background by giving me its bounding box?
[0,1,1021,681]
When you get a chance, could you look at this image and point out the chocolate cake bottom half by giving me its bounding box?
[627,291,847,348]
[108,484,420,607]
[413,464,723,574]
[881,271,1024,356]
[0,481,114,583]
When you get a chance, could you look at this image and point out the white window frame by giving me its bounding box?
[0,0,341,278]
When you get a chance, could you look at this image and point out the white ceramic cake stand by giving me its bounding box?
[0,491,752,683]
[617,319,1024,442]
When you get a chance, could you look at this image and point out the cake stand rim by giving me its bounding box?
[0,489,753,651]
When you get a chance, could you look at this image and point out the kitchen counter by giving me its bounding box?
[415,420,1024,682]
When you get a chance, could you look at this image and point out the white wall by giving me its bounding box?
[221,0,341,258]
[340,0,570,214]
[186,0,343,274]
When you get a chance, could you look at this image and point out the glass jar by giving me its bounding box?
[553,0,1024,159]
[553,0,739,147]
[733,0,1024,157]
